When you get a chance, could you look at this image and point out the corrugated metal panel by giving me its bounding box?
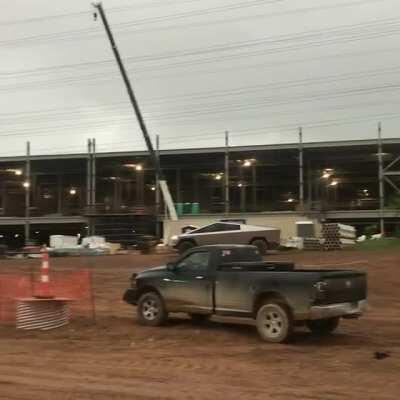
[16,299,70,330]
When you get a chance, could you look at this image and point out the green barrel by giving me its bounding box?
[175,203,184,216]
[183,202,192,214]
[191,202,200,214]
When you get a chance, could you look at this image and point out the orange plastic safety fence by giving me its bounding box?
[0,270,95,324]
[0,275,32,324]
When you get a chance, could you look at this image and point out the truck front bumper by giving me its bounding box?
[309,299,367,320]
[123,288,139,305]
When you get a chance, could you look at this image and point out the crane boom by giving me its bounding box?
[92,1,178,221]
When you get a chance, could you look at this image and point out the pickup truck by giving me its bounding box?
[123,245,367,343]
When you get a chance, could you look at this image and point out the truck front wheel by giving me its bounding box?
[306,317,339,335]
[256,303,292,343]
[137,292,168,326]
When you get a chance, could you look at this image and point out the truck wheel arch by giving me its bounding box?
[137,285,163,299]
[253,291,292,318]
[176,239,197,254]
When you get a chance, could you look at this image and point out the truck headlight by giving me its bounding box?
[130,273,138,288]
[170,235,179,246]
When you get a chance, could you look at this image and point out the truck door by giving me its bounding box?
[163,250,213,313]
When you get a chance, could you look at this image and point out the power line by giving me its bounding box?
[2,61,400,101]
[0,0,282,47]
[110,0,389,38]
[1,110,398,158]
[2,64,400,128]
[1,16,399,86]
[1,78,400,137]
[0,0,210,27]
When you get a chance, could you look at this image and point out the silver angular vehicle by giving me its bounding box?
[169,222,280,255]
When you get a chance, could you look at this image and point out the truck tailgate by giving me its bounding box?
[319,271,367,304]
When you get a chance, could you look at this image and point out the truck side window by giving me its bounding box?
[176,252,210,274]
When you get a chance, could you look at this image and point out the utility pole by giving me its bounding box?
[25,141,31,245]
[299,127,304,210]
[378,122,385,235]
[224,131,230,214]
[92,2,177,221]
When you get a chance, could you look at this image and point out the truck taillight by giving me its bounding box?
[314,281,328,292]
[313,281,328,300]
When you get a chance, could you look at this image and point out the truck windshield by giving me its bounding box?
[219,247,262,262]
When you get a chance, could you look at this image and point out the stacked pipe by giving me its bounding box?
[322,223,356,250]
[303,237,322,251]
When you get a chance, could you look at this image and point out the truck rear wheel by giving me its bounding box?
[306,317,339,336]
[251,239,268,255]
[256,302,292,343]
[137,292,168,326]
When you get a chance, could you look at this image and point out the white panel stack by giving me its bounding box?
[50,235,78,249]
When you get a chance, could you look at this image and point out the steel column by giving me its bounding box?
[252,165,257,212]
[25,141,31,245]
[224,131,230,214]
[377,122,385,235]
[86,139,92,207]
[91,138,96,207]
[155,135,160,215]
[299,127,304,209]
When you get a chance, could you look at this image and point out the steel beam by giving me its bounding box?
[224,131,230,214]
[25,141,31,245]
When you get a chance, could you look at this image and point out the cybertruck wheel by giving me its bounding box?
[251,239,268,255]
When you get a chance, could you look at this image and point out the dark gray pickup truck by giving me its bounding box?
[123,245,367,343]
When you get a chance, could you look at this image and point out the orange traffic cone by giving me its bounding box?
[35,247,54,299]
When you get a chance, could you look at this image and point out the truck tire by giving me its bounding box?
[137,292,168,326]
[306,317,339,336]
[251,239,268,255]
[189,313,210,324]
[256,302,292,343]
[177,240,195,254]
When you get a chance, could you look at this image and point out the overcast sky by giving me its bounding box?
[1,0,399,156]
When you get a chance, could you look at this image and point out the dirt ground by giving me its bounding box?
[0,249,399,400]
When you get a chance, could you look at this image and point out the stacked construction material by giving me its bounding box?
[322,223,356,250]
[303,237,323,251]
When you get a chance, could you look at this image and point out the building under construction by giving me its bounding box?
[0,137,399,248]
